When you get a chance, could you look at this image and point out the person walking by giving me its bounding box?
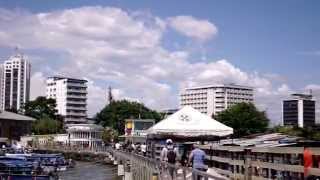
[115,142,121,150]
[141,142,147,156]
[189,144,207,180]
[160,139,178,180]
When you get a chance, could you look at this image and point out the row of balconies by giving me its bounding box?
[181,102,207,107]
[181,92,207,96]
[67,83,87,88]
[67,94,87,99]
[66,106,86,111]
[67,100,86,105]
[67,88,87,94]
[181,101,207,105]
[227,98,253,102]
[66,111,87,116]
[180,97,207,102]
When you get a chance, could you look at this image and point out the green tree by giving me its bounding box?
[216,102,269,138]
[32,115,63,135]
[101,128,119,143]
[24,96,57,119]
[24,96,63,135]
[95,100,161,134]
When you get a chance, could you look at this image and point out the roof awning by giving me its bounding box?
[147,106,233,140]
[0,111,35,121]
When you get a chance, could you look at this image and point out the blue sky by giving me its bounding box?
[0,0,319,124]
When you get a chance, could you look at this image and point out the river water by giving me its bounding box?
[59,161,117,180]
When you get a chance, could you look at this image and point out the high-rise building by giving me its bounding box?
[0,64,3,110]
[283,93,315,128]
[46,76,87,124]
[180,84,254,116]
[1,53,31,111]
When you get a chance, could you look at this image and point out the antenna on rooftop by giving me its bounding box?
[14,46,19,54]
[14,46,23,57]
[309,89,313,96]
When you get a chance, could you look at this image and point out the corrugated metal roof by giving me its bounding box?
[0,111,35,121]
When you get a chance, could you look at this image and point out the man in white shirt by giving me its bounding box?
[141,143,147,156]
[115,142,121,150]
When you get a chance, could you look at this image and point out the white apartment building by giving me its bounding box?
[0,65,3,110]
[1,53,31,111]
[180,84,254,116]
[46,76,87,124]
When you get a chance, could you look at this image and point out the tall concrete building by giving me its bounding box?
[1,53,31,111]
[46,76,87,124]
[0,64,3,110]
[180,84,254,116]
[283,93,315,128]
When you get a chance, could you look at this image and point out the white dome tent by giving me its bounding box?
[147,106,233,141]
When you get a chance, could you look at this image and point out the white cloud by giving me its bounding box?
[298,51,320,56]
[305,84,320,90]
[168,16,218,42]
[0,7,295,124]
[30,72,46,100]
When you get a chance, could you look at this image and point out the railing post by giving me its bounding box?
[152,172,158,180]
[118,160,125,180]
[125,159,132,180]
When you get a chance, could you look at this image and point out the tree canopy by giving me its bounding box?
[95,100,162,134]
[24,96,57,119]
[215,102,269,138]
[32,115,62,135]
[24,96,63,135]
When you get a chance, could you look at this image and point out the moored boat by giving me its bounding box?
[0,156,51,180]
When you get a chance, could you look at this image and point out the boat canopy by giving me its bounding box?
[147,106,233,140]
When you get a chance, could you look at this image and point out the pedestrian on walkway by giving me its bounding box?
[141,142,147,156]
[160,139,178,180]
[189,144,207,180]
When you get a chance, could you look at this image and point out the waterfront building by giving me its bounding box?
[180,84,254,116]
[283,93,315,128]
[0,111,35,141]
[196,133,320,179]
[66,123,103,149]
[20,134,68,147]
[1,53,31,111]
[46,76,87,124]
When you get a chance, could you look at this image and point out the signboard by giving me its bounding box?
[125,120,133,136]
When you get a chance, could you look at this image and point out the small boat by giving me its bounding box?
[0,156,51,180]
[31,154,68,172]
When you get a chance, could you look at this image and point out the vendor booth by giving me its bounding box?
[146,106,233,159]
[147,106,233,141]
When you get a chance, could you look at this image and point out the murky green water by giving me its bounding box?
[59,161,117,180]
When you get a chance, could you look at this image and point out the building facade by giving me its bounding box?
[66,124,103,149]
[46,76,87,124]
[180,84,254,116]
[1,53,31,111]
[0,65,3,110]
[0,111,35,141]
[283,93,315,128]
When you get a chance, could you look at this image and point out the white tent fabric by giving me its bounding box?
[147,106,233,137]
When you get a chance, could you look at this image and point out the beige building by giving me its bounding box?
[180,84,254,116]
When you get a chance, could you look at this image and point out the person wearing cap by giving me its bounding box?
[160,139,178,179]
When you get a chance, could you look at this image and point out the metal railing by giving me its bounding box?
[35,145,229,180]
[110,149,228,180]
